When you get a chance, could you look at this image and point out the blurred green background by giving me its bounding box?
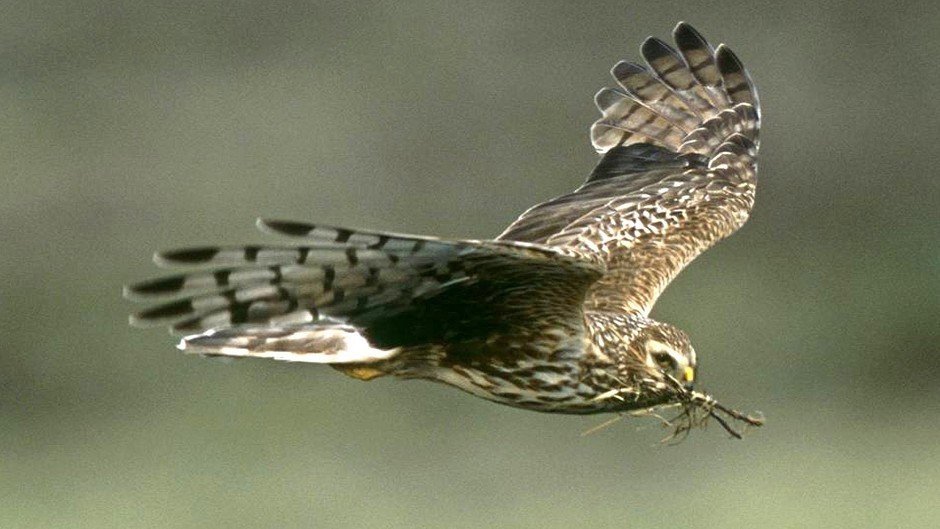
[3,1,939,527]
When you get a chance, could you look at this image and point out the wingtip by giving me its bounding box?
[124,275,188,299]
[152,250,176,267]
[122,284,136,300]
[258,218,315,237]
[610,60,645,81]
[128,313,152,328]
[255,217,274,234]
[640,35,677,64]
[593,87,623,113]
[673,22,713,53]
[715,44,738,68]
[123,283,151,301]
[640,35,665,53]
[715,44,747,83]
[673,21,702,41]
[153,247,221,267]
[715,43,760,115]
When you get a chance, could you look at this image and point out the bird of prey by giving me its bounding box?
[127,22,764,437]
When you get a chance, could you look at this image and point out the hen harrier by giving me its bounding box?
[127,22,764,437]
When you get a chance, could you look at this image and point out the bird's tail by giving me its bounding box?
[590,22,760,160]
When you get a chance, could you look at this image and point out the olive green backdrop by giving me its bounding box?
[3,1,938,527]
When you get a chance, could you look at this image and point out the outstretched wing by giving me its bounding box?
[126,219,603,359]
[498,22,760,315]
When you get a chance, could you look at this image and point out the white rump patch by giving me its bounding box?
[178,325,400,364]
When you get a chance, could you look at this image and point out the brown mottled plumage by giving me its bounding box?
[126,22,763,437]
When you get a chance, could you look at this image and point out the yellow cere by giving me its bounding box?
[683,366,695,383]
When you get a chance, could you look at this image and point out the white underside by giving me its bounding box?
[178,326,401,364]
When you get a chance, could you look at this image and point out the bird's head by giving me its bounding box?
[638,321,696,388]
[623,320,763,440]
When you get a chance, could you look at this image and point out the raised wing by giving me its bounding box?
[498,22,760,315]
[127,219,603,355]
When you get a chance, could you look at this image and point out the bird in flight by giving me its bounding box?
[127,22,764,438]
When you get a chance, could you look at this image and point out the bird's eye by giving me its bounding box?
[652,351,677,371]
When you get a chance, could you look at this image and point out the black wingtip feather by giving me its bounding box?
[126,276,186,297]
[672,22,705,49]
[611,61,645,82]
[258,219,313,237]
[641,36,675,62]
[716,44,760,112]
[156,247,220,264]
[673,22,707,49]
[134,298,194,322]
[716,45,743,74]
